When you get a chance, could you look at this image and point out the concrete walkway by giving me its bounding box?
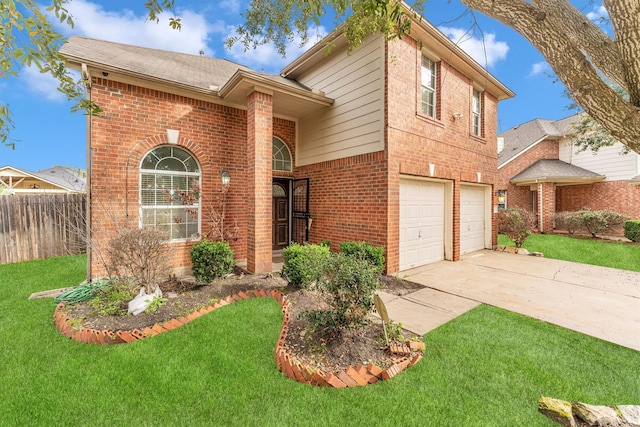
[377,250,640,351]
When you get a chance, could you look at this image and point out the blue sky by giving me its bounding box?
[0,0,609,171]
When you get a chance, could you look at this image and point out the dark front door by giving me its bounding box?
[273,181,289,250]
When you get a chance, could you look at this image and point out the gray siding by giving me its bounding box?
[560,139,639,181]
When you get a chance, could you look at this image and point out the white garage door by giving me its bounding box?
[460,185,486,254]
[399,179,445,270]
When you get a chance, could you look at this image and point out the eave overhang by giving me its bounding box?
[511,175,606,186]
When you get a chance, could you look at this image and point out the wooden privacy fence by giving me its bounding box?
[0,193,86,264]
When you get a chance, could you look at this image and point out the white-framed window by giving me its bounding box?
[272,136,292,172]
[421,55,438,118]
[472,89,482,136]
[496,190,507,211]
[140,146,200,240]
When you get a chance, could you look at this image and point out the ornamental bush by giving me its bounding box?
[190,238,235,283]
[576,209,626,237]
[281,243,330,288]
[497,206,535,248]
[299,253,382,336]
[339,241,385,273]
[624,220,640,242]
[553,211,581,235]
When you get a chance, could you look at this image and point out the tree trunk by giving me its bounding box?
[461,0,640,155]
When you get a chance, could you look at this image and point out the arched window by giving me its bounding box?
[140,146,200,240]
[272,137,292,172]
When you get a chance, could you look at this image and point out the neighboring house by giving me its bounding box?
[60,6,513,278]
[496,114,640,233]
[0,166,86,195]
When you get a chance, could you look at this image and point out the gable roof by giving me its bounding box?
[0,165,86,193]
[498,114,581,168]
[60,36,252,91]
[60,36,333,118]
[32,166,86,192]
[510,159,605,186]
[281,3,514,101]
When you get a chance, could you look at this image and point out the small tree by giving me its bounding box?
[300,253,382,336]
[497,207,535,248]
[173,180,239,242]
[106,226,171,293]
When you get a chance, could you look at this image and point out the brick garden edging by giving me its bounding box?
[53,289,424,387]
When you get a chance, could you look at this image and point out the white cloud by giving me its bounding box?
[225,26,329,73]
[21,66,67,102]
[219,0,240,15]
[586,5,608,22]
[55,0,213,56]
[439,27,509,68]
[529,61,551,77]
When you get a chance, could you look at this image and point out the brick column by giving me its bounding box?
[246,88,273,273]
[539,182,556,233]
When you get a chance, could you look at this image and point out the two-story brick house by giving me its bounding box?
[61,7,513,278]
[496,114,640,233]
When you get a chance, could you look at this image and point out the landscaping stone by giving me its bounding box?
[538,396,640,427]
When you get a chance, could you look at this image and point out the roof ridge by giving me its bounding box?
[67,35,252,70]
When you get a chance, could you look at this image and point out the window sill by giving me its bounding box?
[470,134,487,143]
[415,112,444,128]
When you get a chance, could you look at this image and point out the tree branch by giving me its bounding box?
[604,0,640,106]
[462,0,640,154]
[533,0,625,91]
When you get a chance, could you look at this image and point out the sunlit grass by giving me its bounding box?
[499,233,640,271]
[1,255,638,426]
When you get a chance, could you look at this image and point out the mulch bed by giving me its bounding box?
[65,267,427,372]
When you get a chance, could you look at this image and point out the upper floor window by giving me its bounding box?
[421,56,438,118]
[472,89,483,136]
[140,146,200,240]
[273,137,292,172]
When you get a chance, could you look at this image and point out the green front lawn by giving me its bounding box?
[499,233,640,272]
[1,255,638,426]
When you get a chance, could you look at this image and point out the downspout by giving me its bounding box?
[81,63,92,282]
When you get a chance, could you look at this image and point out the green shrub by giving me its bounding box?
[89,279,134,316]
[624,220,640,242]
[190,238,235,283]
[281,243,330,288]
[300,253,382,335]
[576,209,626,237]
[497,207,535,248]
[553,211,581,235]
[339,241,385,273]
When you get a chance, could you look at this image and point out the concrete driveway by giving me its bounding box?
[377,250,640,351]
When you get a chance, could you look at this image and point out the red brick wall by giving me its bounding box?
[294,152,388,251]
[88,78,294,278]
[556,181,640,219]
[496,139,559,214]
[384,36,500,271]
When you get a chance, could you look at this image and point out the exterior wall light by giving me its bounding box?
[221,168,231,187]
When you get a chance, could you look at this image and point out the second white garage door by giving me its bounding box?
[399,179,445,271]
[460,185,487,254]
